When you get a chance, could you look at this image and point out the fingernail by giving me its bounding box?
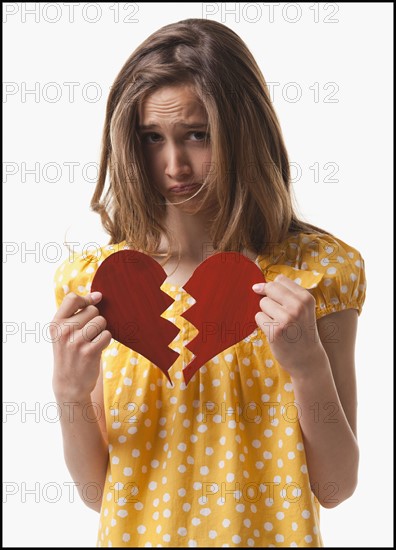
[252,283,264,292]
[90,291,102,302]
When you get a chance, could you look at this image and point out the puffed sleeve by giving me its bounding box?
[53,248,102,309]
[53,242,130,308]
[299,234,367,320]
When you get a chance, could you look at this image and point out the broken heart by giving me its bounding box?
[91,250,266,385]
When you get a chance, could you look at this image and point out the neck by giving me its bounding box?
[158,205,216,262]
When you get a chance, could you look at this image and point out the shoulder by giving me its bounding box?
[53,241,127,308]
[260,231,367,320]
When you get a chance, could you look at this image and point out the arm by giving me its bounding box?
[51,291,111,513]
[290,308,359,508]
[253,275,360,508]
[55,366,109,513]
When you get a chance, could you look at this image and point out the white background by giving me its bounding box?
[3,2,393,547]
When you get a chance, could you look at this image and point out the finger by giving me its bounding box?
[56,291,102,320]
[254,280,296,307]
[72,305,102,329]
[89,329,113,353]
[258,296,289,324]
[255,311,275,341]
[78,316,108,343]
[273,274,314,295]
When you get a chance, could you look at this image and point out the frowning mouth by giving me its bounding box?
[169,183,202,194]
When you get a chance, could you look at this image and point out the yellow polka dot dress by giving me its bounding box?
[53,232,367,547]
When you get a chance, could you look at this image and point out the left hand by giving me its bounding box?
[253,274,324,378]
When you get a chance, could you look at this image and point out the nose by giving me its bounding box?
[164,143,192,180]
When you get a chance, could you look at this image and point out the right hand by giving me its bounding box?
[50,291,112,401]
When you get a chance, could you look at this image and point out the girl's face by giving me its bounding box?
[138,85,212,208]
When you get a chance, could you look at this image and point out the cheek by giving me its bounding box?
[142,150,160,176]
[194,149,212,176]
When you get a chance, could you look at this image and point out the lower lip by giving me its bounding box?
[170,184,201,194]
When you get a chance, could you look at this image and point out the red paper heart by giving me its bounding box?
[91,250,266,385]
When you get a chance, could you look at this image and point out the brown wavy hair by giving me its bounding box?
[90,18,333,267]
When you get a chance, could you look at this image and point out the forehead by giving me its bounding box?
[138,85,207,122]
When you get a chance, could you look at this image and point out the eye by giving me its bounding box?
[191,131,210,143]
[141,133,162,144]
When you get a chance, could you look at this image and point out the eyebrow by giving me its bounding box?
[138,122,208,130]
